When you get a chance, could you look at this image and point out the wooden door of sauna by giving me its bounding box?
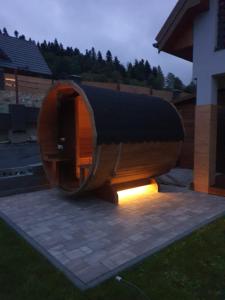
[57,95,93,188]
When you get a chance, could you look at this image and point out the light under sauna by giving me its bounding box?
[117,179,159,204]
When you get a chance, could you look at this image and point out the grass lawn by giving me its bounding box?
[0,216,225,300]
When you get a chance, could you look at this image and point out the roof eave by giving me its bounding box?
[155,0,209,59]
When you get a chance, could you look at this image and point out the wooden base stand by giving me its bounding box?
[94,183,118,205]
[93,178,158,205]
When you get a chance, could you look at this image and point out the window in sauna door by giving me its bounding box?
[75,95,94,184]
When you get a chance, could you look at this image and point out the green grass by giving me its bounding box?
[0,217,225,300]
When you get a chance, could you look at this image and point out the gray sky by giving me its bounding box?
[0,0,192,84]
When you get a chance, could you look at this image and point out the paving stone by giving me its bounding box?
[80,246,93,254]
[65,248,86,260]
[75,263,109,283]
[0,185,225,289]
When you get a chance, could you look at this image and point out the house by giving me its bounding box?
[155,0,225,195]
[0,34,52,100]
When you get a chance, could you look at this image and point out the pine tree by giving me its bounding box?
[156,66,165,89]
[184,81,196,93]
[90,47,97,61]
[144,60,151,80]
[19,34,26,40]
[106,50,112,63]
[174,77,184,90]
[166,72,176,90]
[97,51,103,63]
[113,56,120,69]
[14,30,19,38]
[3,27,9,36]
[74,48,80,56]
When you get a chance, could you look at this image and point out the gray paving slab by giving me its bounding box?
[0,185,225,290]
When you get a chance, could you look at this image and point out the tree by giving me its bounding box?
[174,77,184,90]
[156,66,165,89]
[113,56,120,69]
[3,27,8,36]
[73,48,80,56]
[53,38,60,54]
[14,30,19,38]
[151,66,165,89]
[144,60,151,80]
[127,62,134,79]
[90,47,97,61]
[97,50,103,62]
[19,34,26,40]
[152,66,158,78]
[166,72,184,90]
[166,72,176,90]
[106,50,112,63]
[184,80,196,93]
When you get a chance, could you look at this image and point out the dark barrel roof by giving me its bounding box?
[81,85,184,145]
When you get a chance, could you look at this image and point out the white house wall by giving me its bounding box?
[193,0,225,105]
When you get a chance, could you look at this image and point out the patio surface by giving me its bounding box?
[0,185,225,289]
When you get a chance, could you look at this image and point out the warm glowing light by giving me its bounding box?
[5,78,15,82]
[117,182,158,203]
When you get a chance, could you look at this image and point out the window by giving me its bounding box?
[0,48,10,61]
[217,0,225,50]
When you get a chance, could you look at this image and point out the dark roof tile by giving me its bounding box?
[0,34,52,76]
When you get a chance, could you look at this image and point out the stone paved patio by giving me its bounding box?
[0,185,225,289]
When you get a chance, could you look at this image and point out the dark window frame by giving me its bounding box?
[217,0,225,50]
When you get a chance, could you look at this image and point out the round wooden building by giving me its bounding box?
[38,82,184,203]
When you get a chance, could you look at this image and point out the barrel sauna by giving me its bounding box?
[38,81,184,203]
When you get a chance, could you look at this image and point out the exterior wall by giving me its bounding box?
[194,105,217,192]
[193,0,225,85]
[193,0,224,192]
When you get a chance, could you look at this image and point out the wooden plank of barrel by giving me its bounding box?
[38,81,184,203]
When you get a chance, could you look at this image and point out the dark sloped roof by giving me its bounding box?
[81,85,184,145]
[154,0,209,61]
[0,34,51,76]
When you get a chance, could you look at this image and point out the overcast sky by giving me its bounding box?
[0,0,193,84]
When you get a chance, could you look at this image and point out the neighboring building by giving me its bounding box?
[155,0,225,195]
[0,34,52,98]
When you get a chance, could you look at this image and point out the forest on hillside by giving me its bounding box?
[0,27,195,92]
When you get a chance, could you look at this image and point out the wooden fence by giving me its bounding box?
[82,81,177,102]
[3,75,189,103]
[4,73,53,94]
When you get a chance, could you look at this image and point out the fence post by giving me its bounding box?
[0,68,4,90]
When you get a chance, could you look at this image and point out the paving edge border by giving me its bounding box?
[0,210,87,290]
[0,202,225,290]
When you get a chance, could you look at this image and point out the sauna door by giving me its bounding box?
[57,96,77,187]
